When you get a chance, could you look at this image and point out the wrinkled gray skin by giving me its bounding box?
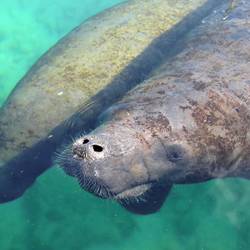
[59,0,250,214]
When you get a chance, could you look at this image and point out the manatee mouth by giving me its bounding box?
[78,177,153,202]
[114,183,153,200]
[115,182,172,215]
[76,172,155,207]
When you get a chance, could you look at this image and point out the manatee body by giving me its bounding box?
[0,0,226,202]
[59,0,250,214]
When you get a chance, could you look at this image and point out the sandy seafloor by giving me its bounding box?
[1,1,250,250]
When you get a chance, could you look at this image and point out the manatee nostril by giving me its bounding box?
[82,139,89,144]
[92,144,103,152]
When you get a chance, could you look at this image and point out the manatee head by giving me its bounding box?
[58,103,207,214]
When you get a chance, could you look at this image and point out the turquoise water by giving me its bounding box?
[1,1,250,250]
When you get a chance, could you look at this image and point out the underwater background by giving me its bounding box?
[1,1,250,249]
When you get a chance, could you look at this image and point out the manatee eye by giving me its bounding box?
[166,145,185,163]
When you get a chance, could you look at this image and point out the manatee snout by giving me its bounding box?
[59,128,173,214]
[72,138,104,160]
[70,132,150,195]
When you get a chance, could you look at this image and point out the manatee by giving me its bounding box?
[0,0,226,202]
[58,0,250,214]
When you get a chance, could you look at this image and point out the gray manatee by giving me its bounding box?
[59,0,250,214]
[0,0,225,202]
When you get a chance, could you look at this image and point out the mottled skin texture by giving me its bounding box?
[0,0,225,202]
[60,1,250,214]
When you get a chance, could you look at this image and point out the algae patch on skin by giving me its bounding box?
[0,0,124,106]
